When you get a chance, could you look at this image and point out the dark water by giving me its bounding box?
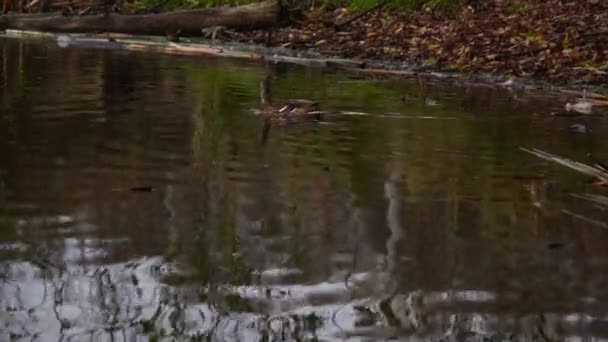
[2,37,608,341]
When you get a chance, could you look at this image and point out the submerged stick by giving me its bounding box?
[521,147,608,183]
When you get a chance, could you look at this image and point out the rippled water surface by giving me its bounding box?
[3,37,608,341]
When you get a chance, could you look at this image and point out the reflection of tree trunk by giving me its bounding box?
[2,45,6,87]
[260,76,271,106]
[163,180,178,259]
[18,40,23,71]
[384,169,404,287]
[260,119,271,146]
[377,168,412,330]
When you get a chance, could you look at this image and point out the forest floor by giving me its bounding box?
[221,0,607,86]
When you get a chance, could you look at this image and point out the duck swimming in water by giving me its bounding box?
[258,76,323,121]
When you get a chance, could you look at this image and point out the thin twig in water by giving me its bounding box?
[521,147,608,183]
[562,209,608,229]
[331,208,363,335]
[571,193,608,207]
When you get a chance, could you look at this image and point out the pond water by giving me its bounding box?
[2,37,608,341]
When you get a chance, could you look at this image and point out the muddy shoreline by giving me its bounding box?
[5,28,607,98]
[3,17,608,116]
[1,0,607,94]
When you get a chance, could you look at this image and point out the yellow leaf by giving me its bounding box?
[425,56,437,65]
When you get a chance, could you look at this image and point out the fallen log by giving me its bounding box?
[0,0,281,36]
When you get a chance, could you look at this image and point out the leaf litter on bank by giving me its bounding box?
[222,0,608,85]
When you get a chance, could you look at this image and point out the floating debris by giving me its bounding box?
[499,78,516,88]
[546,241,568,250]
[130,186,155,192]
[56,35,72,48]
[337,111,370,116]
[376,113,458,120]
[565,100,593,114]
[568,123,591,134]
[425,98,439,107]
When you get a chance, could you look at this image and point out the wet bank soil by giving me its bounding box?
[224,0,608,86]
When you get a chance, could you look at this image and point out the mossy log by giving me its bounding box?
[0,0,280,36]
